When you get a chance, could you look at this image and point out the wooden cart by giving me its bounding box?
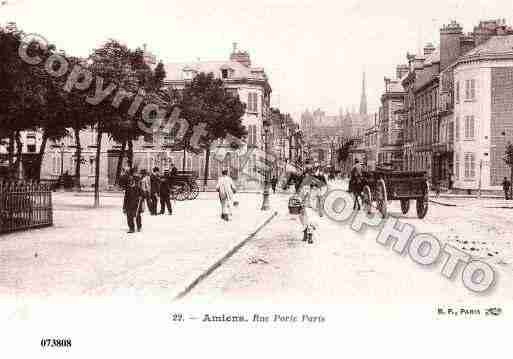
[360,170,429,219]
[169,170,199,201]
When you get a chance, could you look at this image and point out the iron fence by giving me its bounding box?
[0,181,53,235]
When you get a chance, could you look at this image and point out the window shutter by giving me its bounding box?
[471,79,476,100]
[455,153,459,179]
[254,93,258,112]
[464,153,469,178]
[470,116,475,138]
[470,154,476,178]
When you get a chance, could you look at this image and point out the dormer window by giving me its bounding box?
[183,66,196,80]
[220,65,233,79]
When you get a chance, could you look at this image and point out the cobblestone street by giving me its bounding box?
[2,182,513,304]
[186,180,513,304]
[0,192,275,301]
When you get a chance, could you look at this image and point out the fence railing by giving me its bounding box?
[0,181,53,235]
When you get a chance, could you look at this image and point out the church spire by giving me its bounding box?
[359,71,367,115]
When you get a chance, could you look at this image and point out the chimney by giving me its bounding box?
[423,42,436,57]
[440,20,463,71]
[229,43,251,67]
[473,19,504,46]
[396,64,409,79]
[460,34,475,55]
[384,77,391,92]
[406,52,416,71]
[413,55,425,70]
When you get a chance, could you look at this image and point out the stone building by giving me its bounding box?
[442,23,513,191]
[401,43,440,177]
[161,42,272,189]
[400,19,513,193]
[2,43,272,190]
[300,108,343,165]
[378,65,408,170]
[345,72,373,168]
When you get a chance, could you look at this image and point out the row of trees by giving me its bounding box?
[0,24,247,206]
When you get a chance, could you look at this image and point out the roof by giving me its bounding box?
[458,34,513,60]
[423,47,440,65]
[164,61,255,81]
[388,80,404,93]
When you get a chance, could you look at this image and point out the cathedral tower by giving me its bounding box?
[359,71,367,115]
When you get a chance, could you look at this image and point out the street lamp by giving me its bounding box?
[261,118,271,211]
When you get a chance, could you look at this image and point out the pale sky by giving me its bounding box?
[2,0,513,121]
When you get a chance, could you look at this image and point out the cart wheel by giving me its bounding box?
[172,181,190,201]
[416,180,429,219]
[362,185,372,214]
[400,199,410,214]
[186,181,199,200]
[376,178,388,218]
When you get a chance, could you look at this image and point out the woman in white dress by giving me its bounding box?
[216,169,237,221]
[299,172,325,243]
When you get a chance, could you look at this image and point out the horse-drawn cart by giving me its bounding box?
[169,170,200,201]
[360,170,429,219]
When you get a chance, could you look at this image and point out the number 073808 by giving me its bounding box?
[40,338,72,348]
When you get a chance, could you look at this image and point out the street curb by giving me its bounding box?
[429,199,457,207]
[173,210,279,301]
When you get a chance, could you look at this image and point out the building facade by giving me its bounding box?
[378,66,407,170]
[2,43,273,190]
[399,19,513,192]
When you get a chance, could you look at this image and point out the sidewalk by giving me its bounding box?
[0,192,277,302]
[430,195,513,208]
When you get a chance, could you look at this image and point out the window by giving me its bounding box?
[226,88,237,97]
[27,134,36,153]
[465,79,476,100]
[144,133,153,144]
[247,125,258,147]
[221,69,229,79]
[464,153,475,179]
[455,117,460,141]
[52,154,60,176]
[464,116,475,139]
[187,156,192,170]
[247,92,258,113]
[455,81,460,103]
[90,126,97,145]
[455,153,460,179]
[89,157,95,176]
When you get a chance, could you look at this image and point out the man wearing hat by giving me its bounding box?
[123,175,145,233]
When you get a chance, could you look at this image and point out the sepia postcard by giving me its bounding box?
[1,0,512,357]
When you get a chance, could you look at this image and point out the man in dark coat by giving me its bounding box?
[159,171,173,215]
[123,176,145,233]
[169,163,178,177]
[502,177,511,200]
[349,159,363,210]
[270,175,278,193]
[150,167,161,215]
